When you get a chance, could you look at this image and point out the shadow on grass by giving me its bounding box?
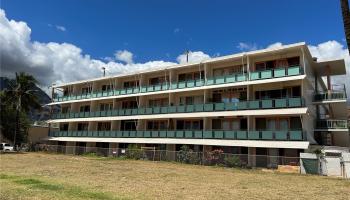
[0,173,126,200]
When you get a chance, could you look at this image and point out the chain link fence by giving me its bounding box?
[33,144,300,169]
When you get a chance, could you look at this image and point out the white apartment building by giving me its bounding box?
[46,42,349,167]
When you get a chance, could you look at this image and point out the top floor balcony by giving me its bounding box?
[53,66,303,103]
[313,84,347,103]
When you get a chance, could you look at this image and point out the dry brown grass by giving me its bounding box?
[0,152,349,200]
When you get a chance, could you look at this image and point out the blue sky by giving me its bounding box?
[2,0,346,63]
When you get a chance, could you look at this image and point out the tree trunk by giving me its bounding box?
[341,0,350,54]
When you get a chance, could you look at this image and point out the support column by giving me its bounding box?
[248,147,256,168]
[166,144,176,161]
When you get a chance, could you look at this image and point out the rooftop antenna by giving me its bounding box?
[184,50,189,63]
[102,67,106,77]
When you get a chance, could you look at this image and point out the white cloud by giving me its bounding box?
[266,42,283,49]
[236,42,258,51]
[174,28,180,33]
[176,51,211,64]
[55,25,66,32]
[0,9,175,94]
[114,50,133,64]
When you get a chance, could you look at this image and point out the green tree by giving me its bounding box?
[1,72,41,145]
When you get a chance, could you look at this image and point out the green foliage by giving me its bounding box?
[0,72,41,144]
[224,155,241,168]
[205,149,224,165]
[125,144,144,160]
[176,145,201,164]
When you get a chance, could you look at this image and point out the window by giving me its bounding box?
[254,56,300,71]
[102,84,112,91]
[212,118,244,130]
[255,117,300,130]
[60,123,69,131]
[81,87,90,95]
[61,106,70,113]
[77,123,88,131]
[149,76,168,85]
[123,80,139,88]
[149,98,168,107]
[80,105,90,112]
[178,71,204,82]
[176,120,203,130]
[121,101,138,109]
[97,122,111,131]
[147,120,168,130]
[290,117,302,130]
[179,96,203,105]
[255,86,301,100]
[121,120,136,131]
[213,65,243,76]
[212,88,246,103]
[100,103,113,111]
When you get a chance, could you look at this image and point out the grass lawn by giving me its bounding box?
[0,153,349,200]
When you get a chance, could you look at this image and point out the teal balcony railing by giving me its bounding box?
[249,66,302,81]
[314,91,347,102]
[52,97,304,119]
[316,120,349,129]
[53,66,303,102]
[49,130,304,141]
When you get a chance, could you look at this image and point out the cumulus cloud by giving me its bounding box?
[236,42,258,51]
[266,42,283,49]
[0,9,175,92]
[114,50,133,64]
[55,25,66,32]
[176,51,210,64]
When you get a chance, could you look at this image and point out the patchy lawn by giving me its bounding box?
[0,152,349,200]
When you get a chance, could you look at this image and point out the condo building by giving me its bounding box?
[46,42,349,167]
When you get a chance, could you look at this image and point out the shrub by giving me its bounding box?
[125,144,144,160]
[176,145,201,164]
[224,155,241,168]
[205,149,224,166]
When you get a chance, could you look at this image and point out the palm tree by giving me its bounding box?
[341,0,350,54]
[4,72,41,146]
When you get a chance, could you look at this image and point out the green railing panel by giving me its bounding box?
[146,108,153,115]
[206,78,214,85]
[215,76,225,84]
[159,131,167,137]
[122,131,130,137]
[288,66,300,76]
[248,131,260,140]
[153,107,161,114]
[187,80,195,87]
[126,88,133,94]
[214,131,224,139]
[178,82,186,89]
[224,131,235,139]
[108,91,114,96]
[168,106,177,113]
[236,131,247,139]
[186,105,194,112]
[275,131,288,140]
[151,131,159,137]
[136,131,143,138]
[147,86,154,92]
[100,111,107,117]
[114,90,120,95]
[226,75,236,83]
[125,109,132,115]
[203,131,213,138]
[88,131,93,137]
[167,131,175,138]
[144,131,151,137]
[161,83,168,90]
[248,101,260,109]
[261,131,273,140]
[194,104,204,112]
[141,87,147,93]
[262,100,273,108]
[275,99,287,108]
[290,131,302,140]
[161,107,168,114]
[215,103,225,111]
[225,102,236,110]
[131,109,138,115]
[177,105,186,113]
[236,74,246,82]
[171,83,178,89]
[195,80,204,86]
[118,110,125,116]
[154,85,161,91]
[250,72,260,80]
[194,131,203,138]
[204,104,214,111]
[288,98,302,107]
[274,68,286,77]
[237,102,247,110]
[185,131,193,138]
[261,70,272,79]
[129,131,136,137]
[92,131,99,137]
[176,131,184,138]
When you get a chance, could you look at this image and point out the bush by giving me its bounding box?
[224,155,241,168]
[205,149,224,166]
[125,144,144,160]
[176,145,201,164]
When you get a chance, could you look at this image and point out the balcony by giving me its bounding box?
[53,66,303,102]
[314,84,347,102]
[315,120,349,130]
[52,97,305,119]
[49,130,304,141]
